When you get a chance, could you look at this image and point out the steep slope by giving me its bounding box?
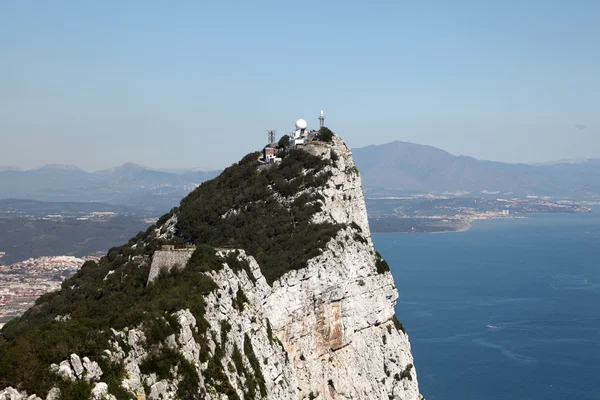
[0,135,421,400]
[353,141,600,197]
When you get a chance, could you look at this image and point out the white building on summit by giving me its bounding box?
[291,118,308,146]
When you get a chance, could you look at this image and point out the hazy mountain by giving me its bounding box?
[353,141,600,198]
[0,163,220,213]
[0,166,22,172]
[4,141,600,213]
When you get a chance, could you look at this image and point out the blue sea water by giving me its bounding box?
[373,214,600,400]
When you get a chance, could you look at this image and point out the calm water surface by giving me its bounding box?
[373,214,600,400]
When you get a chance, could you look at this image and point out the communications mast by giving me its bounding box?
[319,110,325,128]
[267,130,276,146]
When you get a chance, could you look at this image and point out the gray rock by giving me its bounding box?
[0,388,41,400]
[82,357,103,382]
[0,387,26,400]
[57,360,75,381]
[69,354,84,379]
[148,381,168,400]
[45,388,60,400]
[90,382,116,400]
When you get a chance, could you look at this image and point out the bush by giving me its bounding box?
[319,127,334,142]
[243,333,267,397]
[233,288,249,312]
[278,135,290,148]
[374,251,390,274]
[187,244,224,273]
[400,363,413,381]
[392,315,406,334]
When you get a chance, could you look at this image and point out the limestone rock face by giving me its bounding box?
[0,135,422,399]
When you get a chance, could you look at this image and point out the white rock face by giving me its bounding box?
[90,383,116,400]
[70,354,84,379]
[82,357,103,382]
[0,387,39,400]
[0,134,422,400]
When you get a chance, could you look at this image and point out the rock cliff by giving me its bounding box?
[0,133,422,400]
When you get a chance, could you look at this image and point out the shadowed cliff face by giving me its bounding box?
[0,134,422,400]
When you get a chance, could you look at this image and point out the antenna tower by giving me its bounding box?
[267,130,276,146]
[319,110,325,128]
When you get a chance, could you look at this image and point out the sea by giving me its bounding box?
[373,213,600,400]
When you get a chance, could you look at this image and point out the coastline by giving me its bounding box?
[371,216,530,235]
[429,220,472,234]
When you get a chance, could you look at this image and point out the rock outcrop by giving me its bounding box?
[0,134,422,400]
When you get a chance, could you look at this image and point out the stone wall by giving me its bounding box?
[146,250,194,284]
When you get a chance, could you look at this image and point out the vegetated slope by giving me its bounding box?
[1,135,421,400]
[175,149,340,284]
[0,146,344,396]
[353,141,600,197]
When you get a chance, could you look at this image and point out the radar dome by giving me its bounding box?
[295,119,308,130]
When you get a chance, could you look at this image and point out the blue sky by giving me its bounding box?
[1,1,598,170]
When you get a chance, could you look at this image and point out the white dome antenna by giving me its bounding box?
[295,119,308,130]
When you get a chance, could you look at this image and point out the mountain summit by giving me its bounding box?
[0,133,421,400]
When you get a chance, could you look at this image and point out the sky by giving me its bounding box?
[1,1,599,171]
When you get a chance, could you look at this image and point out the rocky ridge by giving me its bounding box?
[0,134,422,399]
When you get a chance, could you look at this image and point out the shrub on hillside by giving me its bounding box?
[319,127,334,142]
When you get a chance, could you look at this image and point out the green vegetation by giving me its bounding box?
[176,147,342,284]
[354,233,368,245]
[224,251,255,283]
[330,149,339,165]
[203,354,239,400]
[374,251,390,274]
[400,363,414,381]
[156,206,178,227]
[346,165,359,175]
[0,145,345,398]
[187,244,225,273]
[266,319,274,344]
[0,240,219,397]
[243,333,267,397]
[278,135,290,149]
[392,314,406,334]
[319,127,334,143]
[233,288,249,312]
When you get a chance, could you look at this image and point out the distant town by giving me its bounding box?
[367,195,593,233]
[0,255,99,328]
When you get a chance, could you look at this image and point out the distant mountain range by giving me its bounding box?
[0,163,220,213]
[352,141,600,198]
[2,141,599,215]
